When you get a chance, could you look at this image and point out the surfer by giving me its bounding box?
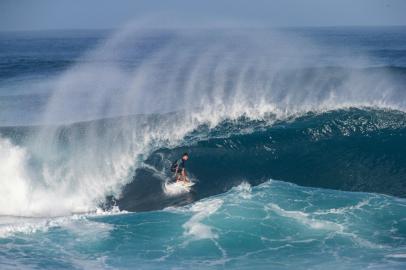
[171,153,189,183]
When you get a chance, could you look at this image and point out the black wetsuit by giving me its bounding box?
[175,158,186,175]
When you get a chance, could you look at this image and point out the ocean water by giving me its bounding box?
[1,180,406,269]
[0,27,406,269]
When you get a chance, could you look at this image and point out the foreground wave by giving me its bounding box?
[1,180,405,269]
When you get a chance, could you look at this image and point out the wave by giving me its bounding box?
[2,180,405,269]
[1,108,405,216]
[1,28,406,217]
[117,108,406,211]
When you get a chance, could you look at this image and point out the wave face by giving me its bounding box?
[1,181,405,269]
[117,108,406,211]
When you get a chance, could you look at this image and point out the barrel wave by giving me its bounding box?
[0,27,406,269]
[112,108,406,211]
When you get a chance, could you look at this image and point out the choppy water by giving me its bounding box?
[1,181,405,269]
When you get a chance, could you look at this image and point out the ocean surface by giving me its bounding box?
[0,27,406,269]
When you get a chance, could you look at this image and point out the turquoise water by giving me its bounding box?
[1,180,405,269]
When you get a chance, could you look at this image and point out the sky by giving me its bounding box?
[1,0,406,31]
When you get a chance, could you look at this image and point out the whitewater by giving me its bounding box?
[0,26,405,269]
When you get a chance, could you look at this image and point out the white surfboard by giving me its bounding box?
[164,181,194,196]
[181,181,195,187]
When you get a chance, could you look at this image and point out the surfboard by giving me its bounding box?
[164,181,194,196]
[182,181,195,187]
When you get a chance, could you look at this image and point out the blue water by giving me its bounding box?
[1,181,405,269]
[0,27,406,269]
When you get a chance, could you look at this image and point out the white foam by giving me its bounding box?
[314,198,371,215]
[267,203,342,231]
[0,137,35,216]
[0,208,125,238]
[164,181,193,196]
[183,199,223,240]
[0,136,122,217]
[233,182,252,199]
[386,254,406,259]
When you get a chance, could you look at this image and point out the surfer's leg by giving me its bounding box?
[179,175,187,183]
[176,173,181,182]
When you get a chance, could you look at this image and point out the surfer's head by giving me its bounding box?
[182,152,189,161]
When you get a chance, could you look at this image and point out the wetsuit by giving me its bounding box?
[174,158,186,175]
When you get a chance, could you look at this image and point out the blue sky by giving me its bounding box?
[1,0,406,31]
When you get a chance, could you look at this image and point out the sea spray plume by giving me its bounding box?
[1,25,405,216]
[37,27,406,124]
